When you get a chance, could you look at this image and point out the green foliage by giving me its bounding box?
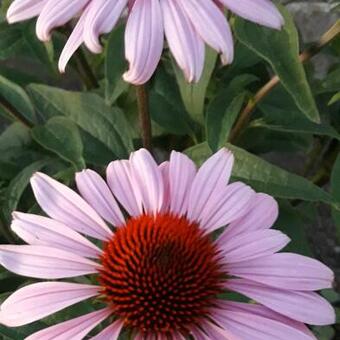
[234,5,320,122]
[31,117,85,170]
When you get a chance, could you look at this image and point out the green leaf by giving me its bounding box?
[255,86,340,140]
[173,47,217,124]
[32,117,85,170]
[0,24,25,59]
[0,123,43,180]
[105,25,129,105]
[206,92,246,151]
[185,142,332,203]
[331,154,340,240]
[23,22,55,72]
[2,159,51,224]
[0,122,31,151]
[27,84,134,160]
[251,117,340,141]
[206,74,258,151]
[275,201,312,256]
[321,66,340,92]
[0,74,36,124]
[329,91,340,105]
[234,5,320,122]
[150,66,196,137]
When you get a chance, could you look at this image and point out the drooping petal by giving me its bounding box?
[36,0,89,41]
[199,182,254,232]
[7,0,45,23]
[25,307,112,340]
[161,0,205,82]
[58,6,88,73]
[168,151,196,216]
[220,0,284,29]
[91,319,124,340]
[11,212,101,258]
[228,253,334,291]
[211,302,316,340]
[159,161,170,212]
[0,245,98,279]
[179,0,233,64]
[218,229,290,263]
[30,172,113,240]
[225,278,335,325]
[187,148,234,222]
[0,282,99,327]
[83,0,128,53]
[129,149,164,214]
[106,159,143,216]
[222,193,278,240]
[123,0,164,84]
[76,169,125,227]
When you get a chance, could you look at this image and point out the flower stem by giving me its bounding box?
[229,20,340,143]
[0,93,33,128]
[136,84,152,151]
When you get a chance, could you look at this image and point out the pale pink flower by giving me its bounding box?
[7,0,284,84]
[0,148,334,339]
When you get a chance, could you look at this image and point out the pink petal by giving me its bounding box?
[26,307,112,340]
[129,149,164,214]
[106,159,143,216]
[84,0,127,53]
[36,0,89,41]
[7,0,45,23]
[58,6,88,73]
[0,245,98,279]
[161,0,205,82]
[228,253,334,291]
[222,193,278,240]
[191,326,211,340]
[91,318,124,340]
[187,148,234,222]
[0,282,99,327]
[123,0,164,84]
[30,172,113,240]
[199,182,254,233]
[159,161,170,212]
[168,151,196,216]
[179,0,234,64]
[200,320,241,340]
[217,301,316,339]
[76,169,125,227]
[11,212,101,258]
[225,278,335,325]
[211,303,316,340]
[218,229,290,263]
[221,0,284,29]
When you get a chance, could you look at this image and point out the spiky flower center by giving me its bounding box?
[99,213,223,336]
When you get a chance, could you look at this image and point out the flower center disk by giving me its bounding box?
[99,213,223,335]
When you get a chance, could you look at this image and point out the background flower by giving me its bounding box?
[6,0,283,84]
[0,149,335,339]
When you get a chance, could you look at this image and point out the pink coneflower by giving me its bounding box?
[6,0,284,84]
[0,148,334,339]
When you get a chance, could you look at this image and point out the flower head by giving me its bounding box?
[0,148,334,339]
[7,0,284,84]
